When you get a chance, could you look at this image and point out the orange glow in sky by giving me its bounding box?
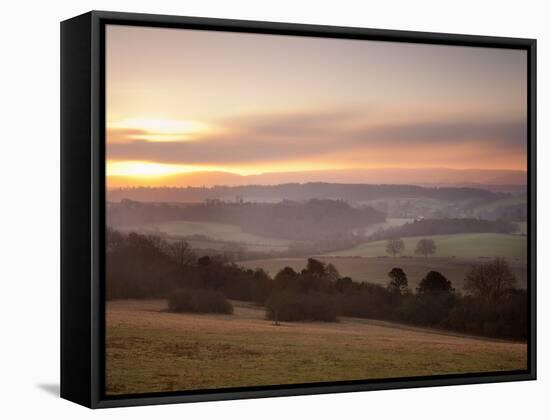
[105,25,527,187]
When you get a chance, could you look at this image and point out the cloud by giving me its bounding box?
[107,128,151,143]
[357,120,526,148]
[106,109,527,166]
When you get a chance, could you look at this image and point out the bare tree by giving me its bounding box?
[414,238,436,258]
[464,257,516,302]
[169,240,195,268]
[386,238,405,258]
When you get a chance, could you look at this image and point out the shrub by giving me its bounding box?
[265,291,338,322]
[168,288,233,314]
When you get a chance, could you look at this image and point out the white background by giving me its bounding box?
[0,0,547,418]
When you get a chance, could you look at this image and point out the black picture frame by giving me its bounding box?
[60,10,537,409]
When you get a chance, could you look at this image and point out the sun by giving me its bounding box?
[105,160,245,179]
[106,161,190,178]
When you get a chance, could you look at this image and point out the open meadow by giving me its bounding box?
[328,233,527,260]
[117,220,292,251]
[106,300,527,395]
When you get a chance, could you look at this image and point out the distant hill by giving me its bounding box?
[107,167,526,190]
[107,181,508,204]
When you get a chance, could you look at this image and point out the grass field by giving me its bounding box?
[117,220,291,251]
[106,300,527,395]
[239,256,527,290]
[328,233,526,260]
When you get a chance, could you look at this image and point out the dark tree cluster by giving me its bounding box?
[106,229,273,305]
[265,259,340,323]
[106,229,181,300]
[267,258,526,339]
[389,260,525,339]
[107,229,526,339]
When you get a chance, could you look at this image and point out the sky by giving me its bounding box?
[106,24,527,188]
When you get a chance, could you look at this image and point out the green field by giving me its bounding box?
[328,233,526,260]
[117,220,291,251]
[106,300,527,395]
[239,255,527,290]
[240,232,527,290]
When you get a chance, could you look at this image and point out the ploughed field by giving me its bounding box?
[106,300,527,395]
[239,255,528,290]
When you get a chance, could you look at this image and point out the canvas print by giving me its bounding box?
[105,24,528,396]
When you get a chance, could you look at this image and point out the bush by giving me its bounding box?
[168,288,233,314]
[266,291,338,322]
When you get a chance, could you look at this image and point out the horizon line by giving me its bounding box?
[106,180,528,191]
